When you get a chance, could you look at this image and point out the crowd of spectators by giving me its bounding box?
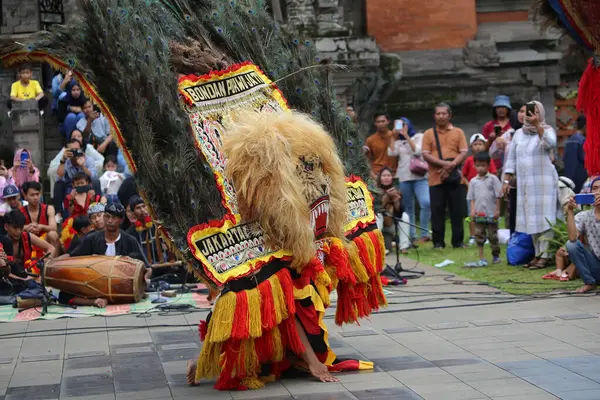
[0,65,156,307]
[364,95,598,293]
[2,62,598,306]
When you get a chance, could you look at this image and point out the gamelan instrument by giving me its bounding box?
[44,255,146,304]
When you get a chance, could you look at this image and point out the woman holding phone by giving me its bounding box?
[387,117,431,242]
[9,148,40,189]
[503,101,559,269]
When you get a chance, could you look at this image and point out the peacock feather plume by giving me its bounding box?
[1,0,370,283]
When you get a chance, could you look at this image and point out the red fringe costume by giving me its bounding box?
[195,178,387,390]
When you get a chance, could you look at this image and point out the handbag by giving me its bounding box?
[433,126,461,185]
[409,155,429,176]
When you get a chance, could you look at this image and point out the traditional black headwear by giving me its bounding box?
[105,203,125,219]
[128,195,144,212]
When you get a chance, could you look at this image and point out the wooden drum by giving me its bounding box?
[44,256,146,304]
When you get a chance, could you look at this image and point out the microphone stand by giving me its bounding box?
[386,213,426,277]
[19,253,76,316]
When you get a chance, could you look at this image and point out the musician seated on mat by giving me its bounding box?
[58,289,108,308]
[59,204,152,307]
[126,196,173,266]
[0,242,20,295]
[0,184,25,236]
[0,210,55,279]
[66,216,93,254]
[20,181,61,257]
[87,202,105,232]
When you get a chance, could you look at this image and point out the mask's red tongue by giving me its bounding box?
[310,196,329,239]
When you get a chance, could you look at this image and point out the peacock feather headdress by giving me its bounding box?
[0,0,370,285]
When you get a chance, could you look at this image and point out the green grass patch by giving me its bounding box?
[403,221,581,295]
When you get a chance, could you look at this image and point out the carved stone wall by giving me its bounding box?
[1,0,40,34]
[63,0,81,24]
[286,0,390,106]
[382,20,566,137]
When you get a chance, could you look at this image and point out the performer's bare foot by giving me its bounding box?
[309,361,339,383]
[186,359,198,386]
[94,298,108,308]
[576,284,597,293]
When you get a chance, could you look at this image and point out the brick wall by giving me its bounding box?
[365,0,477,51]
[1,0,39,34]
[477,11,529,24]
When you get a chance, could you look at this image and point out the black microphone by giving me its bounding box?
[379,211,432,234]
[24,252,53,277]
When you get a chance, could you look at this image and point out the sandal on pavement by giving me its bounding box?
[524,257,540,268]
[542,273,560,280]
[528,258,549,270]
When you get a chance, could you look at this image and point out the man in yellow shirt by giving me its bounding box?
[7,64,48,117]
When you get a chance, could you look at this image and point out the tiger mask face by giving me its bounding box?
[223,111,347,270]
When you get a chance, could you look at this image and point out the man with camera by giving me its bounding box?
[55,139,98,217]
[565,177,600,293]
[57,139,96,187]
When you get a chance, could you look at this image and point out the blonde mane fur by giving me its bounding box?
[223,111,347,270]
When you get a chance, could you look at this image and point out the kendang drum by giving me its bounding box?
[44,256,146,304]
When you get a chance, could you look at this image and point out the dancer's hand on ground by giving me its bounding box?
[309,362,339,383]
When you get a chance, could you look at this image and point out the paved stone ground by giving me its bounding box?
[1,257,599,400]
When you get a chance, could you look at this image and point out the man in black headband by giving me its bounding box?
[68,204,147,259]
[60,204,151,307]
